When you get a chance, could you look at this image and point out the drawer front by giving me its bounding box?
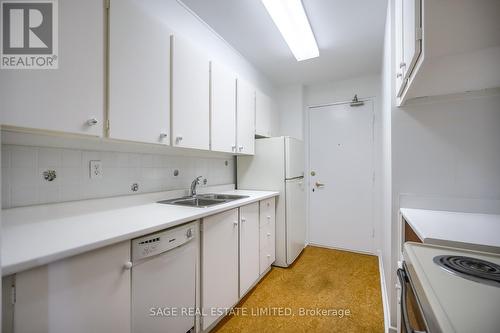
[259,199,276,275]
[259,244,275,275]
[259,197,275,229]
[260,223,275,253]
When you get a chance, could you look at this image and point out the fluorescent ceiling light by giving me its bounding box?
[261,0,319,61]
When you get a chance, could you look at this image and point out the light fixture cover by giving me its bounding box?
[262,0,319,61]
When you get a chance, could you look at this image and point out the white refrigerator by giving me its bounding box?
[237,137,306,267]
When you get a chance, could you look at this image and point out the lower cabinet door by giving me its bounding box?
[10,241,131,333]
[239,202,260,296]
[202,209,239,330]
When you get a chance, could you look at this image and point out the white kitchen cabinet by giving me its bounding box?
[108,0,171,145]
[239,202,260,296]
[255,90,274,138]
[201,209,239,330]
[259,197,276,275]
[396,0,500,105]
[394,0,405,97]
[171,35,210,150]
[236,78,256,155]
[4,241,131,333]
[210,62,237,153]
[401,0,421,82]
[395,0,421,98]
[0,0,104,136]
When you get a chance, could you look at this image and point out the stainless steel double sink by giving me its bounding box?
[157,193,249,208]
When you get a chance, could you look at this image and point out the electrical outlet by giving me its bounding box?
[89,160,103,179]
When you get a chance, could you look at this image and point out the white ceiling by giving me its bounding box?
[181,0,388,86]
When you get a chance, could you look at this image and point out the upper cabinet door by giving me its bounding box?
[402,0,422,81]
[0,0,104,136]
[171,35,210,150]
[395,0,406,97]
[255,90,273,138]
[236,78,255,155]
[210,62,236,153]
[108,0,170,145]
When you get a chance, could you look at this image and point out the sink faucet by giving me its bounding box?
[190,176,203,197]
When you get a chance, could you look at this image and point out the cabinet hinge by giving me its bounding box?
[416,27,423,41]
[105,0,110,9]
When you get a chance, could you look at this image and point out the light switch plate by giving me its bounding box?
[89,160,103,179]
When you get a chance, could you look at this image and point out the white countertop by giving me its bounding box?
[2,189,278,276]
[400,208,500,253]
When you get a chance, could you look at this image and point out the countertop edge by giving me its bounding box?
[2,191,279,276]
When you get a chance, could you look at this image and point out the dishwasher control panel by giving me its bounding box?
[132,222,196,261]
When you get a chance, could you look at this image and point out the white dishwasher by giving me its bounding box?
[131,222,197,333]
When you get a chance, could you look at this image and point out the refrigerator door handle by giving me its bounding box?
[285,176,304,181]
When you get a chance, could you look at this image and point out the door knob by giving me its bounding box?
[315,181,325,188]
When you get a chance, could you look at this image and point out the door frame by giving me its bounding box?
[305,97,376,255]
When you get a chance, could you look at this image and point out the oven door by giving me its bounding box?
[397,263,429,333]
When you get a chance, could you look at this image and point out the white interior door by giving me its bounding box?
[308,100,374,253]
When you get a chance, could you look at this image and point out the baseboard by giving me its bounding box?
[377,250,391,333]
[308,242,377,256]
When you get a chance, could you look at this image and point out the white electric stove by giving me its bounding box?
[399,242,500,333]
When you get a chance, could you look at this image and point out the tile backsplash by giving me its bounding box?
[1,145,235,208]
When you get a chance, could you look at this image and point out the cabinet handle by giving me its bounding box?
[399,62,406,68]
[159,133,168,139]
[231,145,236,152]
[176,136,183,144]
[86,118,98,126]
[267,202,270,207]
[233,221,238,226]
[267,232,271,237]
[241,217,246,223]
[267,215,271,220]
[123,261,133,270]
[267,254,271,258]
[238,146,243,151]
[396,72,402,78]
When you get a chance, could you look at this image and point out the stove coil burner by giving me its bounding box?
[433,255,500,287]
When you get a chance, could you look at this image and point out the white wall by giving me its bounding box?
[380,1,393,328]
[304,75,381,107]
[277,85,304,140]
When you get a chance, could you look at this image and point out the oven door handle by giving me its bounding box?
[397,268,427,333]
